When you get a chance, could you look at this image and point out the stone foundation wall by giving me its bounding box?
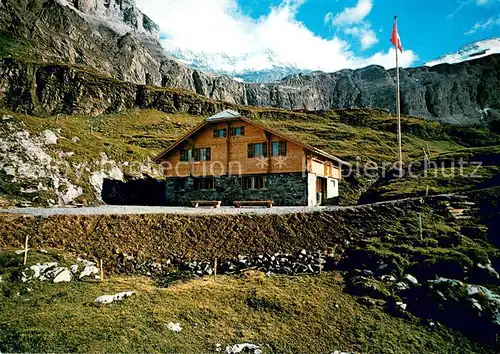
[165,173,308,206]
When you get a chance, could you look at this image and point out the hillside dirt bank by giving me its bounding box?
[0,201,411,272]
[1,187,497,274]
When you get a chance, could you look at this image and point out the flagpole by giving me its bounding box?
[394,16,403,176]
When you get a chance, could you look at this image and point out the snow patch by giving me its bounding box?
[425,37,500,66]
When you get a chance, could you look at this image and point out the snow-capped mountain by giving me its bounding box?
[163,44,310,83]
[56,0,160,38]
[425,38,500,66]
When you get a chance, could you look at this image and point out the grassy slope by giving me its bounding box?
[0,250,488,354]
[372,166,500,200]
[255,110,467,163]
[362,145,500,202]
[2,107,500,205]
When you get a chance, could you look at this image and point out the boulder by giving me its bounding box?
[95,295,115,305]
[79,263,100,279]
[95,291,134,305]
[225,343,262,354]
[403,278,500,345]
[403,274,418,285]
[166,322,182,333]
[53,269,72,283]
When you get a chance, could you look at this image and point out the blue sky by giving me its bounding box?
[137,0,500,71]
[238,0,500,64]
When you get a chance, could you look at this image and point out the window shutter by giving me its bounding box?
[263,142,268,157]
[248,144,254,158]
[206,148,211,161]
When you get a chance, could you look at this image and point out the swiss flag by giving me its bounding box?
[391,17,403,53]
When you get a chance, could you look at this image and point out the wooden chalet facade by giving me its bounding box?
[154,110,346,206]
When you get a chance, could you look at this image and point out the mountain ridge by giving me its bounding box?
[425,38,500,67]
[1,0,499,125]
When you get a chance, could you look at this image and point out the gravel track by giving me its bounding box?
[0,205,345,216]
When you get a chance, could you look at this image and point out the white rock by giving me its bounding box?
[45,266,68,279]
[21,272,29,283]
[167,322,182,332]
[225,343,261,354]
[471,298,483,311]
[404,274,418,285]
[95,291,135,305]
[95,295,115,304]
[42,130,58,145]
[396,282,409,291]
[396,301,407,311]
[58,181,83,204]
[70,264,79,274]
[467,285,480,296]
[79,264,100,279]
[113,291,134,301]
[53,269,72,283]
[381,275,396,282]
[30,262,58,279]
[71,136,81,143]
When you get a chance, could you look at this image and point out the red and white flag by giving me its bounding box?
[391,17,403,53]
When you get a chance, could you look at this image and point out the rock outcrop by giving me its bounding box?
[1,0,499,124]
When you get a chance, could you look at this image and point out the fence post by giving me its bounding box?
[100,259,104,282]
[23,235,29,266]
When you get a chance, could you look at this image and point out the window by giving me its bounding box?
[193,177,215,190]
[193,147,211,161]
[174,178,186,191]
[241,176,267,190]
[213,128,226,138]
[272,141,287,156]
[230,126,245,137]
[180,149,192,162]
[247,143,268,158]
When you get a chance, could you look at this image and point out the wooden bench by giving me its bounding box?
[190,200,222,208]
[233,200,273,208]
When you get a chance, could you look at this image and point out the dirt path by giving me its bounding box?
[0,205,345,216]
[0,191,465,217]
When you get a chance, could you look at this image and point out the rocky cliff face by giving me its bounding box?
[248,57,500,125]
[0,0,168,86]
[1,0,499,124]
